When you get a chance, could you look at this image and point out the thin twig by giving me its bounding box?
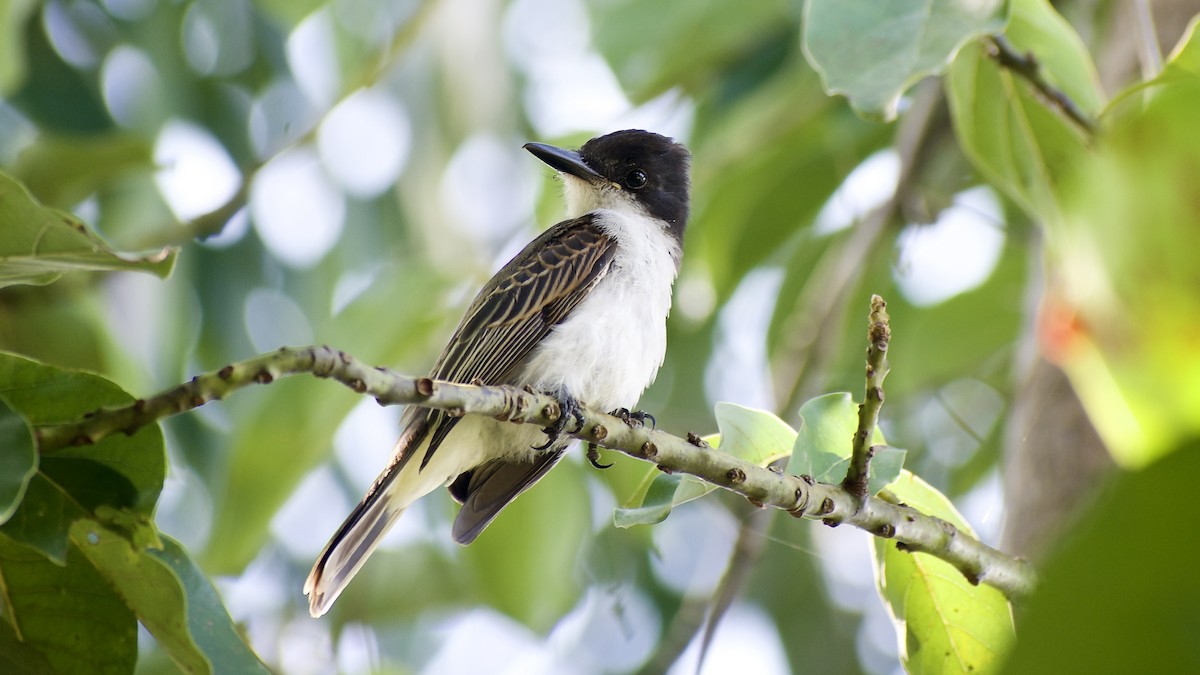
[842,295,890,501]
[33,344,1037,600]
[985,35,1097,135]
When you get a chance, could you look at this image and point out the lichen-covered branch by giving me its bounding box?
[33,343,1037,600]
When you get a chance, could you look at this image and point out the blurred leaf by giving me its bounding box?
[0,534,138,674]
[0,0,36,95]
[0,353,165,561]
[13,133,154,209]
[0,173,176,288]
[804,0,1009,120]
[872,471,1015,674]
[945,0,1098,220]
[460,457,589,631]
[1159,15,1200,82]
[614,403,795,527]
[589,0,793,100]
[71,520,270,675]
[1053,79,1200,465]
[0,395,36,524]
[1001,438,1200,673]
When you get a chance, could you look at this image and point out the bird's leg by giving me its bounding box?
[533,389,585,451]
[612,407,656,430]
[585,443,613,470]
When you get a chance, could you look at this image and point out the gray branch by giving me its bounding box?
[34,343,1037,600]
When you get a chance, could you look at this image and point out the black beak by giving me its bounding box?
[524,142,605,184]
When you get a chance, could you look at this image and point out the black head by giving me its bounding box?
[524,130,691,237]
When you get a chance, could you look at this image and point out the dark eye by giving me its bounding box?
[624,168,648,190]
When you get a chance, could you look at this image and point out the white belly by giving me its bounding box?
[518,209,679,412]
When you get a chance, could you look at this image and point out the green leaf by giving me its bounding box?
[0,353,165,561]
[712,401,797,464]
[70,520,270,675]
[1052,78,1200,464]
[788,393,902,493]
[0,172,176,288]
[945,0,1098,220]
[869,445,906,494]
[0,0,36,95]
[614,403,796,528]
[0,534,138,675]
[804,0,1009,120]
[1160,15,1200,81]
[0,619,55,674]
[149,536,272,674]
[0,395,36,524]
[872,472,1015,674]
[789,392,858,481]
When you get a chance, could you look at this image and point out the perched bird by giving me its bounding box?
[305,129,691,617]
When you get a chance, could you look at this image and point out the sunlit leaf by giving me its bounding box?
[804,0,1009,119]
[0,173,176,288]
[872,471,1015,674]
[1159,15,1200,81]
[1053,78,1200,465]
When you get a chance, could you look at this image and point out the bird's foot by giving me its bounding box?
[586,443,613,470]
[533,390,584,451]
[612,407,656,430]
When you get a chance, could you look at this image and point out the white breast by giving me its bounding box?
[519,208,680,412]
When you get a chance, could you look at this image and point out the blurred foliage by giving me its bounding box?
[0,0,1197,673]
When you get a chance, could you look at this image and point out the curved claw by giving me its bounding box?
[586,443,613,470]
[613,407,656,430]
[532,390,584,451]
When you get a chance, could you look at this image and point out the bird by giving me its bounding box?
[304,129,691,617]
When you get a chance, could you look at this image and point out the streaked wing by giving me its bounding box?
[418,214,616,468]
[432,213,614,384]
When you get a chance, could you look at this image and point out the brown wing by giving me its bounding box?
[448,449,566,544]
[418,214,616,468]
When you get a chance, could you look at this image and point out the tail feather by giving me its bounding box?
[305,413,427,617]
